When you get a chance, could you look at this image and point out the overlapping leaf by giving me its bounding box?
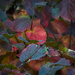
[45,19,68,34]
[0,9,7,22]
[20,44,40,62]
[0,0,15,12]
[59,0,75,21]
[0,35,9,42]
[39,58,70,75]
[35,6,51,28]
[3,17,32,32]
[22,0,47,16]
[20,44,47,62]
[12,43,25,51]
[0,26,4,35]
[0,41,12,52]
[51,7,59,19]
[18,37,29,43]
[26,26,47,44]
[67,69,75,75]
[31,45,47,60]
[48,48,60,56]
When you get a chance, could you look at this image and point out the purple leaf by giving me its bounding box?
[0,26,5,34]
[31,45,46,60]
[56,58,71,66]
[0,41,12,52]
[59,0,75,21]
[48,48,60,56]
[39,58,70,75]
[20,44,40,62]
[22,0,46,16]
[3,17,32,32]
[67,69,75,75]
[0,0,15,12]
[12,43,25,51]
[35,6,51,28]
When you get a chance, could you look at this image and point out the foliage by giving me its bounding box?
[0,0,75,75]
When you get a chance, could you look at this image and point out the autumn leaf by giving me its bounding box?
[61,35,75,50]
[26,26,47,44]
[22,0,47,16]
[35,6,51,28]
[59,0,75,21]
[45,19,68,34]
[3,17,32,32]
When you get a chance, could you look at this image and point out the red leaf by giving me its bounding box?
[51,19,68,33]
[26,26,47,44]
[45,19,68,38]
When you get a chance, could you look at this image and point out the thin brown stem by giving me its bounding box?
[52,33,57,41]
[31,17,34,30]
[31,22,33,30]
[69,20,72,49]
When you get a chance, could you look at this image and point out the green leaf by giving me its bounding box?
[45,42,58,48]
[4,64,17,70]
[0,35,9,42]
[30,40,38,44]
[18,36,29,44]
[12,43,25,51]
[3,34,16,39]
[0,65,5,70]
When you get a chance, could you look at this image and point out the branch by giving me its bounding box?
[60,53,75,62]
[31,22,33,30]
[52,33,57,41]
[69,20,73,49]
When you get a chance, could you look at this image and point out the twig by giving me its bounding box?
[52,33,57,41]
[69,20,72,49]
[31,22,33,30]
[60,53,75,61]
[31,16,34,30]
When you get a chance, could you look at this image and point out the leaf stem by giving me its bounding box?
[52,33,57,41]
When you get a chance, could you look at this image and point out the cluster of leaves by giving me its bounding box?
[0,0,75,75]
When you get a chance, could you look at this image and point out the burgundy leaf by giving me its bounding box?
[45,19,68,34]
[0,41,12,52]
[35,6,51,28]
